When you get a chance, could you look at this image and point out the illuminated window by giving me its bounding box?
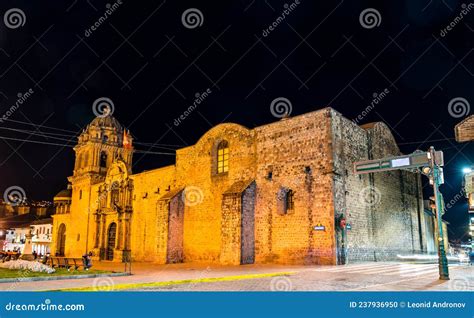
[217,141,229,174]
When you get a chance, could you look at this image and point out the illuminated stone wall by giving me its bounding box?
[455,115,474,142]
[331,111,425,262]
[52,107,426,265]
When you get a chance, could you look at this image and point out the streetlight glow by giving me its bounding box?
[463,167,472,174]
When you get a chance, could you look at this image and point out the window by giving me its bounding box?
[217,141,229,174]
[100,151,107,168]
[286,190,295,211]
[277,187,294,215]
[79,190,82,200]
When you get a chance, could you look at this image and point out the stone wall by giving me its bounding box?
[330,110,425,262]
[130,166,176,262]
[54,107,427,265]
[455,115,474,142]
[254,109,336,265]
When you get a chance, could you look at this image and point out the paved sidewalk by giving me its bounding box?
[0,262,303,291]
[0,261,471,291]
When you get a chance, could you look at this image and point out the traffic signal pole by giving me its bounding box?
[354,147,450,280]
[429,147,450,280]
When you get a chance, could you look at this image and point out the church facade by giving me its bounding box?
[51,107,429,265]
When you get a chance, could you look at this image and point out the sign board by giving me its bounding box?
[354,151,444,175]
[313,225,325,231]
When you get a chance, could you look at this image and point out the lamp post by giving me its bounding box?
[429,147,449,280]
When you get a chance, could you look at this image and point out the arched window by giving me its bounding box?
[100,151,107,168]
[216,141,229,174]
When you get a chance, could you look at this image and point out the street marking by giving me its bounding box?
[313,263,440,276]
[313,263,389,272]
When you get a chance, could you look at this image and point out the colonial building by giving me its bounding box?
[51,107,430,265]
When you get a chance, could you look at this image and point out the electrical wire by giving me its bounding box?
[0,135,176,155]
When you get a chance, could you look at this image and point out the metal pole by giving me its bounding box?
[430,147,449,280]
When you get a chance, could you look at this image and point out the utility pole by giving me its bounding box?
[429,146,449,280]
[354,147,450,280]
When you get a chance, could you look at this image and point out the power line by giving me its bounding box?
[1,118,82,135]
[0,135,176,156]
[0,135,76,147]
[1,119,185,149]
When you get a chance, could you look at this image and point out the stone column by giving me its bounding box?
[117,213,123,250]
[94,213,101,248]
[100,214,107,248]
[124,212,131,250]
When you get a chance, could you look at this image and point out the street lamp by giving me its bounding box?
[463,167,472,174]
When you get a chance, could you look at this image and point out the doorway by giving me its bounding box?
[57,223,66,256]
[106,222,117,261]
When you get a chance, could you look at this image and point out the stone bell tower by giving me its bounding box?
[71,112,133,183]
[63,109,134,257]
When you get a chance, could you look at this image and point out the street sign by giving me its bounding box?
[313,225,325,231]
[354,151,444,175]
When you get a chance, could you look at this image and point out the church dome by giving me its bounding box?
[89,114,123,132]
[54,188,72,200]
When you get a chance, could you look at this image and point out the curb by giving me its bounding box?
[0,272,130,284]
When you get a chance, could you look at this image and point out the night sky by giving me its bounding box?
[0,1,472,240]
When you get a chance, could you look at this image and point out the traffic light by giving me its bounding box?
[470,215,474,237]
[429,196,436,210]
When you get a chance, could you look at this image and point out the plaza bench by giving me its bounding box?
[48,257,88,270]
